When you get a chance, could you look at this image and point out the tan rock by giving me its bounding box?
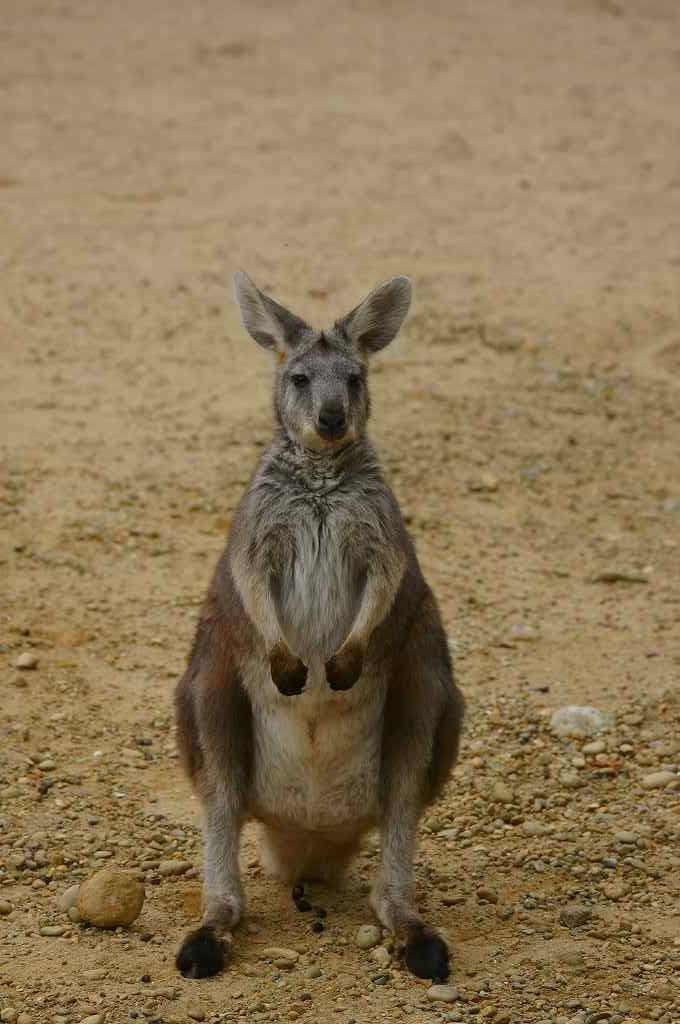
[77,867,145,928]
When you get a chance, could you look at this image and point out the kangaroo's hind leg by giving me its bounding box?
[174,593,254,978]
[371,591,464,981]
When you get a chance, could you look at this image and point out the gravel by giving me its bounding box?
[0,677,677,1023]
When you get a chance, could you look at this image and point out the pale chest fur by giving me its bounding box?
[275,503,364,664]
[244,660,386,835]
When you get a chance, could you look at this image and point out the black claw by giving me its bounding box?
[404,929,450,981]
[295,897,312,912]
[291,883,305,902]
[176,926,225,979]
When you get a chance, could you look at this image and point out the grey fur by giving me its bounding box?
[174,274,464,979]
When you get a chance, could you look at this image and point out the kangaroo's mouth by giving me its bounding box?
[316,423,348,442]
[299,425,356,453]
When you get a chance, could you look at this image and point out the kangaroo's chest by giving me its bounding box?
[275,502,364,663]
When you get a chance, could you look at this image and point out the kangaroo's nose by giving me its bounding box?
[318,403,347,435]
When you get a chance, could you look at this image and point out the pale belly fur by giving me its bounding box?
[245,659,387,836]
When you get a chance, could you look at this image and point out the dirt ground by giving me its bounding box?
[1,1,679,1022]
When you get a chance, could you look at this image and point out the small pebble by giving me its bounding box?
[583,739,606,755]
[522,820,549,836]
[427,984,459,1003]
[559,904,592,928]
[469,472,499,493]
[506,622,538,642]
[355,924,381,950]
[259,947,299,963]
[158,859,192,877]
[603,882,628,901]
[305,966,323,979]
[187,1009,205,1022]
[40,925,66,936]
[82,969,107,981]
[0,900,13,915]
[16,652,38,670]
[477,887,498,904]
[614,831,638,844]
[371,945,392,967]
[641,770,676,789]
[57,883,81,913]
[491,781,514,804]
[79,1016,104,1024]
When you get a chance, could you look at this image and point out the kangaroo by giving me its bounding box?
[174,272,464,982]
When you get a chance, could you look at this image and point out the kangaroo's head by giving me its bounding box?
[233,271,412,451]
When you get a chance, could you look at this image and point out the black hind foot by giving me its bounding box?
[403,925,450,981]
[176,925,226,979]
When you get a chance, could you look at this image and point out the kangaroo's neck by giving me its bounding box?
[263,430,378,493]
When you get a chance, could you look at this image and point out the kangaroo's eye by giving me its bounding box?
[291,374,309,389]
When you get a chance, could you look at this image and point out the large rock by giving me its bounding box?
[77,867,145,928]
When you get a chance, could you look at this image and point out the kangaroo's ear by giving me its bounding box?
[233,271,309,352]
[337,276,412,354]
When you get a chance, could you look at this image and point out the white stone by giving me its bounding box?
[641,771,675,789]
[550,706,605,737]
[355,924,381,950]
[57,883,80,913]
[427,984,459,1003]
[16,652,38,670]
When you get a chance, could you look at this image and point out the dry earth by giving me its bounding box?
[1,2,680,1023]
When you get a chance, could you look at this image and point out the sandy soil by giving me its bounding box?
[1,2,679,1022]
